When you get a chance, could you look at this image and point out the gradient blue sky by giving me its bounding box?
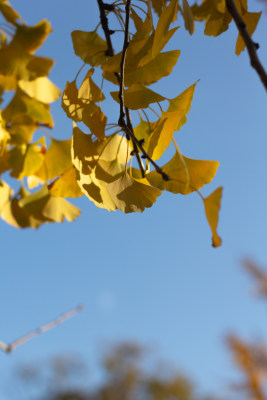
[1,0,267,398]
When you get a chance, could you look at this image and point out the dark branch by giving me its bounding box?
[226,0,267,91]
[97,0,115,57]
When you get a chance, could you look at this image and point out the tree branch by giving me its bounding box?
[97,0,168,180]
[226,0,267,91]
[0,304,84,353]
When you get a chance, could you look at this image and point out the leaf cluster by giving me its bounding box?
[0,1,81,228]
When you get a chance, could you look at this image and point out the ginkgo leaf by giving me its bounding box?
[147,111,187,161]
[19,186,81,223]
[147,153,219,194]
[203,186,222,247]
[12,20,52,53]
[71,30,108,66]
[62,79,106,140]
[124,51,180,86]
[71,125,129,211]
[168,83,197,130]
[18,77,61,104]
[110,85,165,110]
[82,103,106,141]
[150,0,169,16]
[40,138,72,181]
[133,119,153,152]
[3,89,54,127]
[152,0,178,57]
[62,80,83,121]
[0,0,24,25]
[18,143,45,179]
[49,166,84,198]
[192,0,232,36]
[235,11,261,55]
[106,172,161,213]
[78,68,105,103]
[182,0,195,34]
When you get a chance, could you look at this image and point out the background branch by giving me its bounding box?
[226,0,267,91]
[0,304,84,353]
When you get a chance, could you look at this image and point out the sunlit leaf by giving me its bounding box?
[71,30,108,66]
[124,51,180,86]
[82,103,106,141]
[48,166,83,198]
[71,125,128,211]
[18,142,45,179]
[203,186,222,247]
[78,68,105,104]
[40,138,72,181]
[18,77,61,103]
[107,172,161,213]
[62,80,83,121]
[152,0,178,57]
[147,153,219,194]
[235,11,261,55]
[111,85,165,110]
[168,83,197,130]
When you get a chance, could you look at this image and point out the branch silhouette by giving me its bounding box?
[226,0,267,91]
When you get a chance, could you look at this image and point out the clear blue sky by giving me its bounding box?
[1,0,267,398]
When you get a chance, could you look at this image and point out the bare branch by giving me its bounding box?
[0,304,84,353]
[226,0,267,91]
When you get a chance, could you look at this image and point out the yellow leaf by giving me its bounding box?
[124,51,180,86]
[18,77,61,104]
[203,187,223,247]
[147,153,219,194]
[0,74,16,91]
[235,11,262,55]
[3,89,54,127]
[152,0,178,57]
[18,143,44,179]
[49,166,84,198]
[62,80,83,121]
[192,0,231,36]
[78,68,105,104]
[182,0,195,34]
[110,84,165,110]
[82,103,106,141]
[0,1,24,25]
[19,186,81,223]
[41,138,72,181]
[71,125,128,211]
[12,20,52,54]
[71,30,108,66]
[147,111,184,161]
[0,180,12,212]
[168,83,197,130]
[106,172,161,213]
[0,113,10,155]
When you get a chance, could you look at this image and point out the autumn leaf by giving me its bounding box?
[202,186,222,247]
[107,172,161,213]
[71,30,108,66]
[235,11,262,55]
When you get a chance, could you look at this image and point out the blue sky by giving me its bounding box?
[1,0,267,398]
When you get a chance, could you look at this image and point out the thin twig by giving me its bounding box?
[97,0,168,180]
[0,305,84,353]
[226,0,267,91]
